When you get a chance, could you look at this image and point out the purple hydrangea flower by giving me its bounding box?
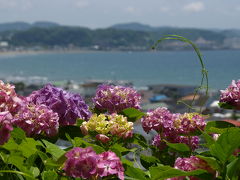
[141,107,174,133]
[0,111,13,145]
[28,84,91,125]
[13,104,59,137]
[64,147,98,179]
[220,80,240,109]
[97,151,124,180]
[93,84,141,113]
[169,156,215,180]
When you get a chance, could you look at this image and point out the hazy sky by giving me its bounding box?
[0,0,239,29]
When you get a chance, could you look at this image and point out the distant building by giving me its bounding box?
[148,84,197,99]
[0,41,9,48]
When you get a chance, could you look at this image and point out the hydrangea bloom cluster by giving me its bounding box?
[141,107,173,133]
[13,104,59,137]
[93,84,141,113]
[63,147,124,180]
[81,113,134,142]
[0,111,13,145]
[170,156,215,180]
[173,113,206,135]
[0,81,24,144]
[28,84,91,125]
[220,80,240,109]
[0,80,23,114]
[142,108,206,150]
[108,113,133,138]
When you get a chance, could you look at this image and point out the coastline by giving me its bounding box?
[0,49,101,57]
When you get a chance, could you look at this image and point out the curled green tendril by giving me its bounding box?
[152,35,209,113]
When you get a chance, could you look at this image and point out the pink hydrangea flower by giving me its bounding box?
[141,107,174,133]
[220,80,240,109]
[0,80,23,114]
[64,147,98,179]
[97,151,124,180]
[170,156,215,180]
[0,111,13,145]
[173,113,206,135]
[93,84,141,113]
[13,104,59,137]
[63,147,124,180]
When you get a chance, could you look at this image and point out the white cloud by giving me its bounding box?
[183,2,205,13]
[75,0,89,8]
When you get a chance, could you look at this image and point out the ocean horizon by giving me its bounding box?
[0,50,239,90]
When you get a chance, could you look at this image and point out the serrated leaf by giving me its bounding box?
[150,165,207,180]
[125,166,148,180]
[196,155,220,170]
[121,108,145,122]
[226,157,240,180]
[205,121,235,134]
[210,128,240,164]
[140,154,160,169]
[11,127,26,144]
[42,170,58,180]
[41,140,65,160]
[165,141,190,152]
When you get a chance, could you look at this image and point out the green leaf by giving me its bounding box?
[196,155,220,170]
[210,128,240,163]
[226,157,240,180]
[149,165,207,180]
[11,127,26,144]
[76,119,85,126]
[73,137,105,154]
[19,138,41,158]
[30,167,40,178]
[202,132,215,148]
[110,144,131,156]
[58,126,84,140]
[121,108,145,122]
[205,121,235,134]
[218,102,235,110]
[121,157,134,167]
[132,134,148,149]
[140,154,160,169]
[41,140,65,160]
[41,171,58,180]
[165,141,190,152]
[125,166,148,180]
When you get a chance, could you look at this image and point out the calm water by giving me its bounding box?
[0,50,239,90]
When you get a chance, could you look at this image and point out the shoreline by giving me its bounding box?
[0,49,100,56]
[1,48,239,57]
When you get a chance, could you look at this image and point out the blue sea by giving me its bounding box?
[0,50,239,90]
